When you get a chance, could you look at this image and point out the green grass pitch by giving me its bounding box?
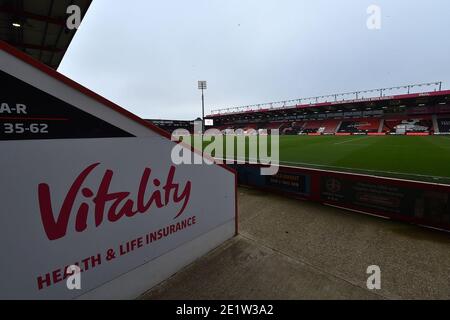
[197,135,450,184]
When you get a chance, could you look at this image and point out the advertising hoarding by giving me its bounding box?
[232,164,450,232]
[0,42,237,299]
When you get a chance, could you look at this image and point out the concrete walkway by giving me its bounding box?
[142,187,450,300]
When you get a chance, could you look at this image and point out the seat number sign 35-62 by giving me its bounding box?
[1,103,49,134]
[0,70,133,141]
[1,102,40,131]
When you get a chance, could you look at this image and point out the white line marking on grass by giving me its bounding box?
[276,160,447,180]
[334,136,370,145]
[222,156,449,182]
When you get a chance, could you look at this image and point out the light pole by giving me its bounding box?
[198,81,207,134]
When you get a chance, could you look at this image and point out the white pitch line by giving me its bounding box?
[333,136,370,145]
[223,156,449,181]
[276,160,446,180]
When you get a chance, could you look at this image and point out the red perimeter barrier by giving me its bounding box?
[335,133,352,136]
[406,132,430,136]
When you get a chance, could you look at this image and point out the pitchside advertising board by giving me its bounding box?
[0,43,236,299]
[320,176,450,225]
[232,165,450,232]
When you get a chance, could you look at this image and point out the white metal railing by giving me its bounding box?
[210,81,443,116]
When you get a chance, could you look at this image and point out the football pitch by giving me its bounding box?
[197,135,450,184]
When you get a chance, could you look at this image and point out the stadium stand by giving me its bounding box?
[338,118,381,133]
[383,116,433,134]
[216,125,233,132]
[147,119,194,133]
[320,119,341,133]
[302,120,324,134]
[207,83,450,135]
[265,121,285,130]
[243,123,258,132]
[437,117,450,133]
[276,121,306,134]
[291,121,306,134]
[279,122,295,134]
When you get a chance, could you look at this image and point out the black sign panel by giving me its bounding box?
[266,171,310,195]
[227,164,311,197]
[320,176,450,224]
[0,71,134,140]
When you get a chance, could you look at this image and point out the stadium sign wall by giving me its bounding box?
[0,42,237,299]
[232,164,450,232]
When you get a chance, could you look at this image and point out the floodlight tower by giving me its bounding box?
[198,81,207,134]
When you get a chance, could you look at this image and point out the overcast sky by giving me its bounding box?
[59,0,450,120]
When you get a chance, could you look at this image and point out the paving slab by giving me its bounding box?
[141,187,450,300]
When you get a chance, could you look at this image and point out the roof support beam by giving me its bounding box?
[39,0,56,61]
[5,41,63,52]
[0,5,66,26]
